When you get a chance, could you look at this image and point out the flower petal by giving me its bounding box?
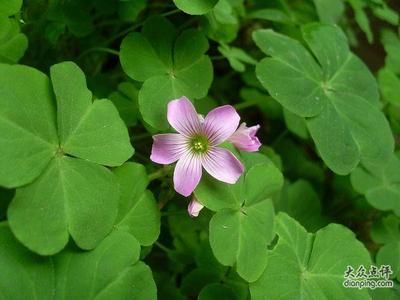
[228,123,262,152]
[187,197,204,217]
[150,134,188,164]
[203,105,240,145]
[167,96,201,137]
[201,147,244,184]
[173,152,202,197]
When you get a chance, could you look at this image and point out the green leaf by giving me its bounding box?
[173,0,218,15]
[204,163,282,282]
[283,108,308,139]
[209,199,274,282]
[351,154,400,216]
[381,29,400,74]
[120,17,213,129]
[218,43,256,72]
[50,62,133,166]
[113,162,161,246]
[198,283,237,300]
[0,19,28,64]
[376,242,400,279]
[378,67,400,106]
[0,223,157,300]
[253,24,394,175]
[277,180,323,231]
[0,64,58,188]
[109,82,140,127]
[0,0,22,16]
[118,0,146,22]
[8,156,119,255]
[371,215,400,245]
[247,8,292,24]
[203,0,240,43]
[0,223,55,299]
[250,213,372,299]
[348,0,373,43]
[313,0,344,24]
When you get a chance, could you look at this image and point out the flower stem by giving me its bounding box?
[78,47,119,59]
[148,166,171,181]
[155,241,173,253]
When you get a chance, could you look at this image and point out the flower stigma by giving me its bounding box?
[189,135,209,154]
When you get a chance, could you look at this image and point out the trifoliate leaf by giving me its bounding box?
[197,163,283,282]
[202,0,240,43]
[173,0,218,15]
[113,162,160,246]
[1,62,133,254]
[50,62,133,166]
[351,154,400,216]
[120,16,213,129]
[0,223,157,300]
[250,213,372,299]
[253,23,394,175]
[218,43,256,72]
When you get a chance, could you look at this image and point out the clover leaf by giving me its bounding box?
[250,213,372,300]
[0,223,157,300]
[0,62,133,255]
[0,0,27,64]
[195,162,284,282]
[113,162,161,246]
[253,23,394,175]
[351,154,400,216]
[173,0,218,15]
[120,16,213,130]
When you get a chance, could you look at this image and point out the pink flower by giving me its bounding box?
[150,96,244,197]
[187,197,204,217]
[228,123,261,152]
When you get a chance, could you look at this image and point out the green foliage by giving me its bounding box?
[250,213,372,299]
[254,24,394,175]
[120,16,213,129]
[0,0,399,298]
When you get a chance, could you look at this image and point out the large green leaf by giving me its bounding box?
[8,156,119,255]
[0,223,157,300]
[113,162,160,246]
[250,213,372,300]
[0,64,58,188]
[173,0,218,15]
[50,62,133,166]
[120,16,213,129]
[313,0,344,24]
[351,154,400,216]
[253,23,394,175]
[0,62,133,254]
[197,163,283,282]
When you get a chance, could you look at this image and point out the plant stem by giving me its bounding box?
[155,241,173,253]
[78,47,119,59]
[148,166,171,181]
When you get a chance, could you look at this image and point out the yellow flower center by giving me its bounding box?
[190,135,209,154]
